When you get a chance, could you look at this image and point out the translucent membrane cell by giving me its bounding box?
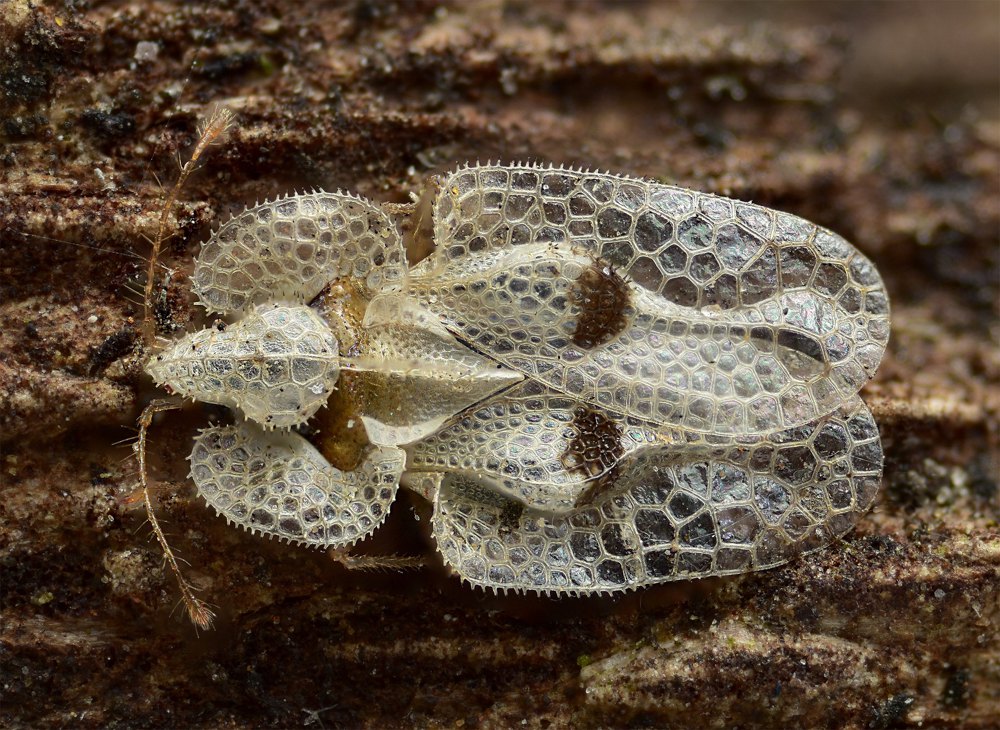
[408,163,890,436]
[190,422,404,548]
[192,191,407,315]
[430,396,882,593]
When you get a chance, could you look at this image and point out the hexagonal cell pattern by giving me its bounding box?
[193,191,407,315]
[430,395,882,593]
[409,378,682,513]
[342,303,523,446]
[408,163,890,436]
[146,304,340,428]
[190,422,404,548]
[154,164,890,600]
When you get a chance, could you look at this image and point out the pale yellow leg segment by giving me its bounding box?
[328,547,427,572]
[137,399,215,630]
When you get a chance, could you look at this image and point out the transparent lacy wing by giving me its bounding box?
[408,379,686,513]
[192,191,407,315]
[341,301,522,446]
[429,395,882,594]
[147,304,340,428]
[407,163,890,435]
[189,422,404,548]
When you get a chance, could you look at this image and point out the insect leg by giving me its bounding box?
[329,549,427,572]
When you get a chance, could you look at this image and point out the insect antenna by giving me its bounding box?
[136,398,215,629]
[118,106,235,630]
[169,593,218,637]
[142,105,234,346]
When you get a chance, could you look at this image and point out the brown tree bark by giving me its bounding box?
[1,1,997,728]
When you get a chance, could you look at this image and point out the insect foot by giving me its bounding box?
[140,161,889,621]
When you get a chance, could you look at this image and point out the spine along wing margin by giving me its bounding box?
[137,160,888,622]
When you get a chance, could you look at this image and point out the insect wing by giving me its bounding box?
[430,395,882,594]
[408,164,890,435]
[190,422,404,548]
[193,191,407,315]
[407,379,678,513]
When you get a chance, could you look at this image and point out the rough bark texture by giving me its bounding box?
[1,1,998,728]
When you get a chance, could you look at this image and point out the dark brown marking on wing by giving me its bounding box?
[560,406,625,507]
[570,261,630,349]
[498,500,525,536]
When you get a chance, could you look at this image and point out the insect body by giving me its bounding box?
[143,162,888,612]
